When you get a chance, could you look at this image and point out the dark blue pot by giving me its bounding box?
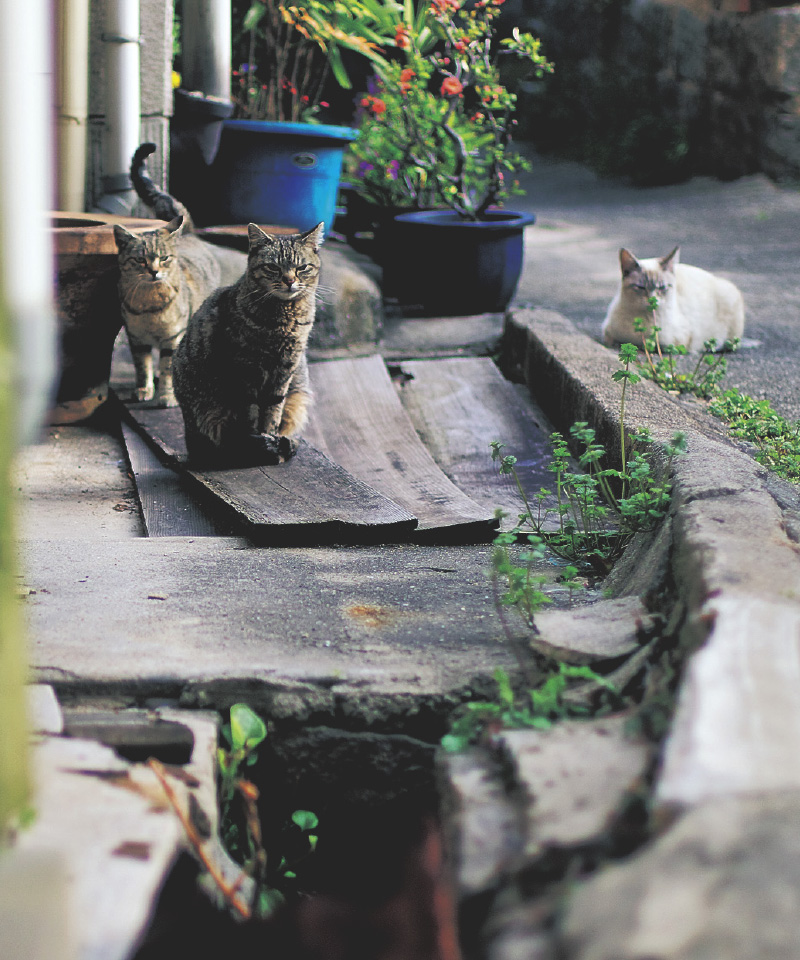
[383,209,535,315]
[189,120,358,232]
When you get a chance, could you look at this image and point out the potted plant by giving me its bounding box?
[346,0,553,314]
[183,0,393,232]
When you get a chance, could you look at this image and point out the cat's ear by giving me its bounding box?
[162,215,185,237]
[113,224,138,250]
[300,222,325,252]
[247,223,276,249]
[619,248,640,277]
[660,246,680,272]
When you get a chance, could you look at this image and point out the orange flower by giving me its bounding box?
[395,24,410,49]
[440,76,463,97]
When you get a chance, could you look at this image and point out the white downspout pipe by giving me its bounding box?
[0,0,58,444]
[55,0,90,212]
[182,0,232,99]
[94,0,141,215]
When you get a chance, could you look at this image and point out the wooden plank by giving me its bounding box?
[120,422,221,537]
[306,355,497,540]
[121,402,417,545]
[392,357,557,530]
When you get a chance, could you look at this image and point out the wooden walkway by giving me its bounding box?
[121,354,554,546]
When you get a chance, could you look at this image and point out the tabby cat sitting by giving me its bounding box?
[172,222,324,467]
[113,143,245,407]
[601,246,745,351]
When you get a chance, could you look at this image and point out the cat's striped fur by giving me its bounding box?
[113,144,245,407]
[172,222,324,466]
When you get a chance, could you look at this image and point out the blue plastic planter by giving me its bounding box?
[191,119,358,232]
[383,209,535,315]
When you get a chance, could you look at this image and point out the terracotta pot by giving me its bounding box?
[51,212,160,423]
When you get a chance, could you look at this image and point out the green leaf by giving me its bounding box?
[328,45,351,88]
[243,2,266,31]
[230,703,267,752]
[440,733,469,753]
[494,668,515,708]
[257,887,286,919]
[292,809,319,832]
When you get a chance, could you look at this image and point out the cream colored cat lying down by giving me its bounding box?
[602,246,745,351]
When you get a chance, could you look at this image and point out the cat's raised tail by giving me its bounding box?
[130,142,194,233]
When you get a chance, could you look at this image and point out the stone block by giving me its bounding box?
[658,594,800,805]
[498,716,650,857]
[309,246,384,351]
[438,749,525,897]
[560,791,800,959]
[530,597,655,666]
[671,490,800,612]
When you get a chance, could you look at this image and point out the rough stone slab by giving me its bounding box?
[498,716,650,856]
[28,684,64,735]
[670,431,769,507]
[0,847,75,960]
[13,710,219,960]
[15,736,183,960]
[671,491,800,614]
[437,749,525,897]
[530,597,653,665]
[21,537,522,714]
[658,595,800,806]
[503,308,733,460]
[559,791,800,960]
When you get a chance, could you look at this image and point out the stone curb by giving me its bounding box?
[503,306,800,957]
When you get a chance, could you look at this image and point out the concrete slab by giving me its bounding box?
[20,536,536,720]
[15,423,142,540]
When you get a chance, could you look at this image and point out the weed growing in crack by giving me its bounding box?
[709,390,800,482]
[218,703,319,918]
[629,304,800,484]
[632,306,740,400]
[441,664,621,752]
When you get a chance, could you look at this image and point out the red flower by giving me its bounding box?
[440,76,463,97]
[395,24,410,49]
[371,97,387,115]
[430,0,460,17]
[399,67,416,95]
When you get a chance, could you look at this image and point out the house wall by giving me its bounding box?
[87,0,174,211]
[518,0,800,181]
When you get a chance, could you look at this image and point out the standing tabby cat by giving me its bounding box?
[172,222,324,466]
[602,246,745,351]
[113,143,245,407]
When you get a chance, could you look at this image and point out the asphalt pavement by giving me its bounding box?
[511,150,800,420]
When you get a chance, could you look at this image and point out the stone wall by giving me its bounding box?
[516,0,800,181]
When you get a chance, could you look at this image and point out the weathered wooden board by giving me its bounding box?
[393,357,558,530]
[121,402,417,545]
[306,355,498,540]
[121,422,221,537]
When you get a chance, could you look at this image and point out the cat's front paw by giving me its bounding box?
[133,386,155,403]
[248,433,298,465]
